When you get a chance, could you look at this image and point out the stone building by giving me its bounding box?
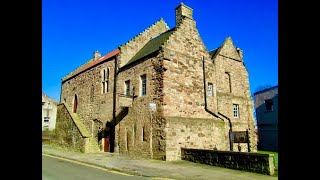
[57,3,257,160]
[254,85,278,151]
[42,92,59,131]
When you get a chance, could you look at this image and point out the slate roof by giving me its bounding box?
[209,47,221,59]
[124,28,176,67]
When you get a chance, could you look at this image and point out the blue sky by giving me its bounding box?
[42,0,278,101]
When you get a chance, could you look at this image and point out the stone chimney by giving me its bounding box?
[236,48,243,59]
[93,50,101,60]
[175,2,193,25]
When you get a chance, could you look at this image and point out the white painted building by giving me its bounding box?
[42,92,59,131]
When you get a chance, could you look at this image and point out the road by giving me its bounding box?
[42,154,151,180]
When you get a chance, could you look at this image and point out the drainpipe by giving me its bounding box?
[202,56,233,151]
[202,57,222,120]
[111,54,118,153]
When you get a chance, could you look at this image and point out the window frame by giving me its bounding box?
[233,104,239,118]
[102,68,110,94]
[208,83,213,96]
[265,99,274,111]
[140,74,147,96]
[125,80,130,96]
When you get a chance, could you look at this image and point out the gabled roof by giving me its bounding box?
[62,49,119,82]
[124,28,176,67]
[42,92,59,105]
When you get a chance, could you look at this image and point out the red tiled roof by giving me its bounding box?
[63,48,119,82]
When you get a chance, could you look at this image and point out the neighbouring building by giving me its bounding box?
[42,92,59,131]
[56,3,257,160]
[254,85,278,151]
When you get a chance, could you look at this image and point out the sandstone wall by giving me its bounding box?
[115,55,166,160]
[181,148,275,175]
[165,117,226,161]
[214,38,257,151]
[61,57,116,134]
[161,17,216,119]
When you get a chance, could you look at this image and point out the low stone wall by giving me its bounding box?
[181,148,274,175]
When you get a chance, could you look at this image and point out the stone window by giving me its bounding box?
[225,72,232,93]
[107,68,110,92]
[140,74,147,96]
[73,94,78,113]
[208,83,213,96]
[142,127,147,142]
[102,68,110,94]
[125,80,130,96]
[233,104,239,118]
[265,99,273,111]
[43,117,50,127]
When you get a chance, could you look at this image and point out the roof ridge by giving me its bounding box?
[62,49,119,81]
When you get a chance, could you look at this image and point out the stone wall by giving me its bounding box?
[214,37,257,152]
[115,55,166,160]
[54,104,87,152]
[161,16,215,119]
[165,117,226,161]
[61,57,116,133]
[181,148,275,175]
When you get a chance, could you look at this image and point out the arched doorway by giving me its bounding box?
[73,94,78,113]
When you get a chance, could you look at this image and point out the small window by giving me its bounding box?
[125,80,130,96]
[44,117,50,122]
[265,99,273,111]
[208,83,213,96]
[140,74,147,96]
[233,104,239,118]
[225,72,232,93]
[102,68,110,94]
[142,127,147,142]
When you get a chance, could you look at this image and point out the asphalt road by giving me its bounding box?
[42,154,151,180]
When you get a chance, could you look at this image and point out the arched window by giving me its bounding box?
[73,94,78,113]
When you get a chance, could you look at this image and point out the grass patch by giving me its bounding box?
[256,150,278,170]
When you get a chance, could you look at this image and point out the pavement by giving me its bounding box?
[42,144,278,180]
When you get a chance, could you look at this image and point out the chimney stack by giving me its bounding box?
[93,50,101,60]
[175,2,193,25]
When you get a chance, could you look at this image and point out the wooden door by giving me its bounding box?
[104,137,110,152]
